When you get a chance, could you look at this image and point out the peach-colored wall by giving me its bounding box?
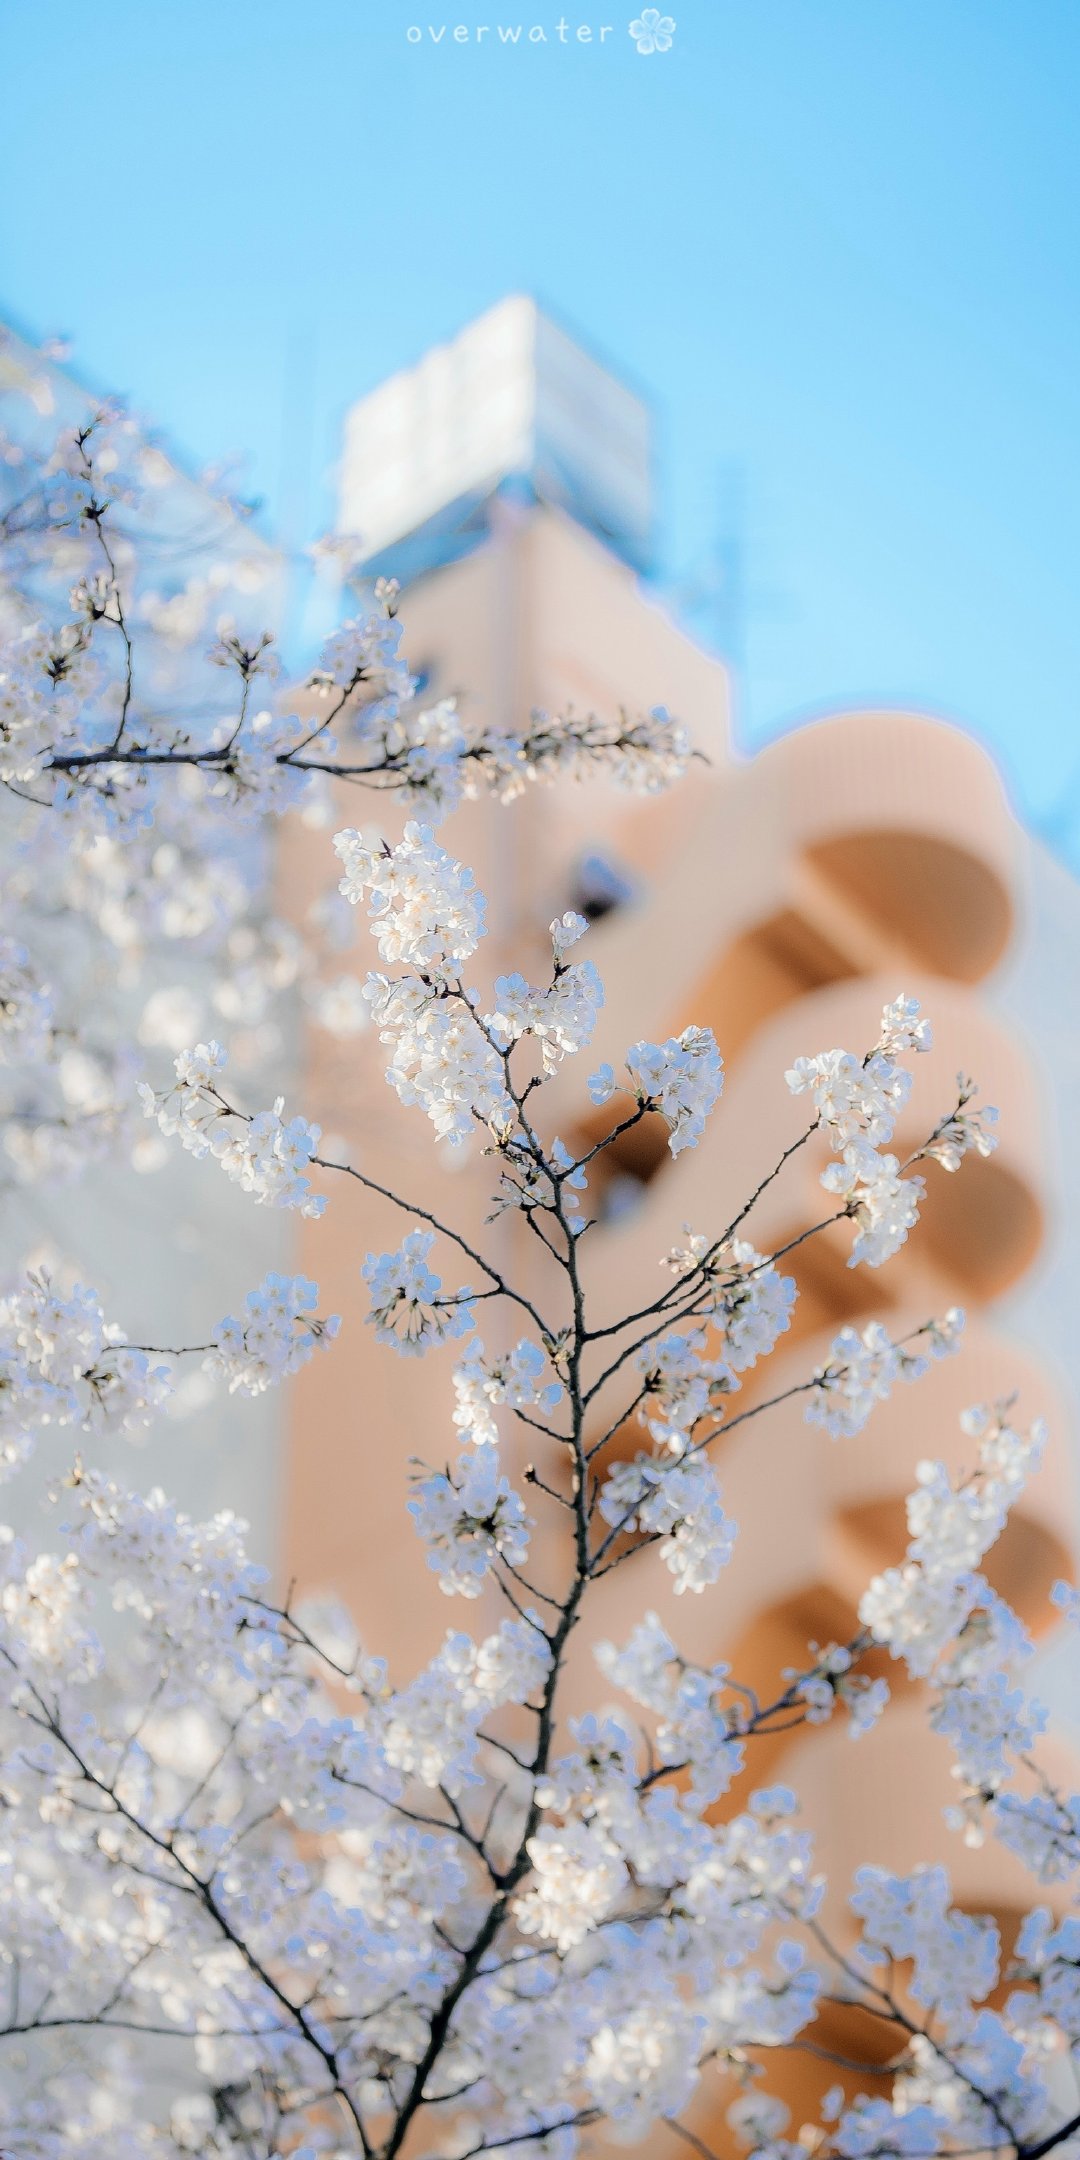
[278,508,1079,2130]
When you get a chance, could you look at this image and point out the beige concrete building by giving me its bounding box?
[280,305,1080,2125]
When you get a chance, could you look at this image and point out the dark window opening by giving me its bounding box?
[569,849,638,926]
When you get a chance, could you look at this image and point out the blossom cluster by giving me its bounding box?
[335,828,609,1148]
[791,1643,891,1738]
[3,363,1078,2160]
[408,1444,532,1596]
[139,1039,326,1215]
[1,931,1073,2160]
[805,1309,965,1439]
[452,1335,563,1443]
[0,394,693,1236]
[911,1437,1080,1888]
[702,1238,798,1366]
[489,950,605,1073]
[596,1611,746,1805]
[624,1024,725,1155]
[0,1268,172,1478]
[334,819,487,977]
[786,998,979,1267]
[637,1328,738,1451]
[363,1228,475,1355]
[205,1272,340,1395]
[599,1452,737,1593]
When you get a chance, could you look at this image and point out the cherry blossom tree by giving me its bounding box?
[3,338,1080,2160]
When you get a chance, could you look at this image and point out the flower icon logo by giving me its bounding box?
[629,7,676,52]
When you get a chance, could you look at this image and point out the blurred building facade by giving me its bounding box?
[7,304,1079,2135]
[281,301,1080,2128]
[0,322,293,1557]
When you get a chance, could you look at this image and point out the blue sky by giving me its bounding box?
[2,0,1079,843]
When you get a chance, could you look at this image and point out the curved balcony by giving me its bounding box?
[572,976,1048,1348]
[716,976,1047,1311]
[558,709,1020,1104]
[757,709,1017,984]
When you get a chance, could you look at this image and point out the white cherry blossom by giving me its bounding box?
[0,1269,172,1477]
[451,1337,562,1444]
[785,1046,911,1147]
[822,1138,924,1266]
[408,1445,531,1597]
[880,992,934,1057]
[362,1229,475,1356]
[636,1328,738,1450]
[0,375,1073,2160]
[599,1454,737,1593]
[487,959,604,1072]
[805,1311,963,1440]
[514,1820,628,1952]
[205,1273,339,1394]
[625,1024,724,1155]
[334,819,486,976]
